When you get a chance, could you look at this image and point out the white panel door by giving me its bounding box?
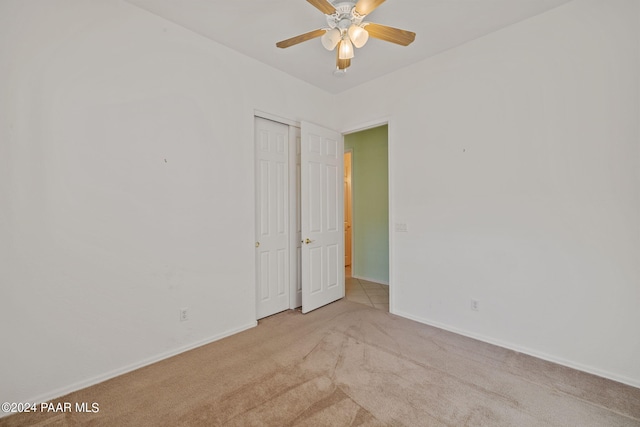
[301,121,344,313]
[255,117,290,319]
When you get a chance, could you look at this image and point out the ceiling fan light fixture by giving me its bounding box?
[338,37,354,60]
[321,28,341,51]
[275,0,415,71]
[348,24,369,48]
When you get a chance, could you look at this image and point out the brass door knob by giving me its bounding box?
[303,238,315,244]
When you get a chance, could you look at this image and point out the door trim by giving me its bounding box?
[255,110,300,128]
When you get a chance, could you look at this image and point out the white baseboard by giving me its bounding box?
[1,321,257,418]
[393,310,640,389]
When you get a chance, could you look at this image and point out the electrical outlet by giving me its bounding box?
[179,308,189,322]
[471,299,479,311]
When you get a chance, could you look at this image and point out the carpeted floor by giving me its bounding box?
[3,299,640,426]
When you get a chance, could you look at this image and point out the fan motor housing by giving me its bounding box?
[325,2,365,29]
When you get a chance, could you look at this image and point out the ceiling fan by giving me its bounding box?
[276,0,416,72]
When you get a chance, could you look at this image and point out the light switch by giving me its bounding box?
[395,223,408,232]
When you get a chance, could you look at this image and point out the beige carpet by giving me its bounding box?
[3,300,639,426]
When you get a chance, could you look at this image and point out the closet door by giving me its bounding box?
[300,121,344,313]
[255,117,290,319]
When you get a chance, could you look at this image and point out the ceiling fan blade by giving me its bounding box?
[364,23,416,46]
[276,29,326,49]
[336,44,351,70]
[307,0,337,15]
[354,0,386,16]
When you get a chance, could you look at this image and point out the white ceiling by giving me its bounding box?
[126,0,572,94]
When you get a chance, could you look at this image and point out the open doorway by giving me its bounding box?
[343,125,389,311]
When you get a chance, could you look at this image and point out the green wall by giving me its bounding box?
[344,125,389,284]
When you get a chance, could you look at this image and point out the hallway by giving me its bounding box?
[344,267,389,312]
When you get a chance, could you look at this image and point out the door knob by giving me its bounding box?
[303,238,314,244]
[255,242,260,248]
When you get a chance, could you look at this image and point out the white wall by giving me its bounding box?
[338,0,640,386]
[0,0,336,404]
